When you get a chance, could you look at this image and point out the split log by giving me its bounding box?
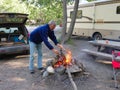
[66,66,78,90]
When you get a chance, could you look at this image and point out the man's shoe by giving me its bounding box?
[38,67,44,70]
[30,70,35,74]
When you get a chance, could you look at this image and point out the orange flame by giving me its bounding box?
[53,49,73,68]
[65,50,72,65]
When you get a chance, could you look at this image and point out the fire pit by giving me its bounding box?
[42,49,86,90]
[43,49,85,77]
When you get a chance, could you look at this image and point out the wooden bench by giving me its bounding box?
[82,49,120,61]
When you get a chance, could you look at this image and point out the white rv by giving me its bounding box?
[67,0,120,40]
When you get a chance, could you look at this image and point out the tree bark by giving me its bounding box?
[60,0,67,44]
[63,0,79,43]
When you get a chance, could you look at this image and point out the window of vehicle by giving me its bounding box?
[116,6,120,14]
[70,10,82,19]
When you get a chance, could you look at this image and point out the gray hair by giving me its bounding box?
[48,20,56,25]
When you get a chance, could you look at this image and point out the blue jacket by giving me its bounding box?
[29,24,58,50]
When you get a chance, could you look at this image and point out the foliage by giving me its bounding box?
[85,0,96,1]
[0,0,29,13]
[39,1,63,24]
[0,0,96,25]
[22,0,63,24]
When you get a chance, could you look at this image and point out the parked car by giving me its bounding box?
[0,13,29,58]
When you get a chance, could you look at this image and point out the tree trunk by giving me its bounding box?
[60,0,67,44]
[63,0,79,43]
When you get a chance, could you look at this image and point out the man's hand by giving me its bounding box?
[57,44,65,50]
[52,49,59,55]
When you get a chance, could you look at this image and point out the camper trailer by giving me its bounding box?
[67,0,120,40]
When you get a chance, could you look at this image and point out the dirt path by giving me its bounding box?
[0,38,119,90]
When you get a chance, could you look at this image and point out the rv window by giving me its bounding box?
[116,6,120,14]
[70,10,82,19]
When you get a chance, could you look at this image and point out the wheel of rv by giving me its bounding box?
[93,33,102,40]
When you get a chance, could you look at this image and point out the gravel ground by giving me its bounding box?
[0,37,119,90]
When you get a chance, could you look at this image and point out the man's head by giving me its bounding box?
[48,20,56,31]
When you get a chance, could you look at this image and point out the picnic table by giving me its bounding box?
[89,40,120,52]
[82,40,120,61]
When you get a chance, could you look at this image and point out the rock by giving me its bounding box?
[42,71,49,78]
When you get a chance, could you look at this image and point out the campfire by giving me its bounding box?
[42,49,86,90]
[53,49,72,68]
[43,49,85,77]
